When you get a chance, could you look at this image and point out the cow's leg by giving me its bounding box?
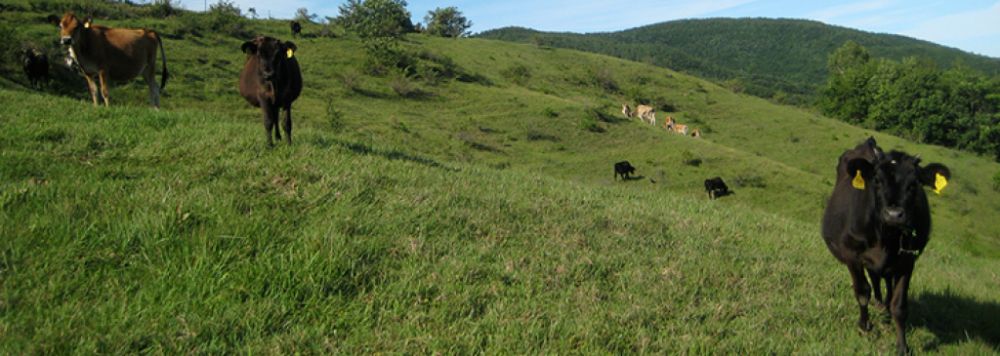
[867,268,885,310]
[144,65,160,108]
[890,273,911,355]
[97,70,110,107]
[82,74,99,106]
[281,106,293,145]
[262,103,278,146]
[848,262,872,331]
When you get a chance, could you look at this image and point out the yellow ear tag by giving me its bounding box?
[286,48,294,59]
[84,21,90,29]
[932,173,948,195]
[851,170,865,190]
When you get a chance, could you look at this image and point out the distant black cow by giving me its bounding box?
[614,161,636,181]
[704,177,729,199]
[22,48,49,88]
[290,21,302,38]
[821,137,950,355]
[239,36,302,146]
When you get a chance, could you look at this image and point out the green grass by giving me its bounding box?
[2,5,999,353]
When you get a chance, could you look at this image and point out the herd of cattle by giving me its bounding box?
[21,12,955,355]
[26,13,302,146]
[622,103,701,138]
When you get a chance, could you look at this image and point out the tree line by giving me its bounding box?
[821,41,1000,161]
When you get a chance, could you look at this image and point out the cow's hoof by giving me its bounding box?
[857,320,873,333]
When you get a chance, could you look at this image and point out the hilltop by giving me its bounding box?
[2,3,999,353]
[477,18,1000,104]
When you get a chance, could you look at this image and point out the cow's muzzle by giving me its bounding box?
[60,37,73,45]
[882,207,906,226]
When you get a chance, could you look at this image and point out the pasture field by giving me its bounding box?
[1,4,999,353]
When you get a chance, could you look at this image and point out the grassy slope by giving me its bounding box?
[2,10,999,354]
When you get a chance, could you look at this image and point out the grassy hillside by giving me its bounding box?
[477,18,1000,104]
[2,4,999,353]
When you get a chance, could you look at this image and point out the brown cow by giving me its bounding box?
[50,13,169,107]
[239,36,302,146]
[635,104,655,126]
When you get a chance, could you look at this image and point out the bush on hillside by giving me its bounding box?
[337,0,414,39]
[501,64,531,85]
[424,6,472,38]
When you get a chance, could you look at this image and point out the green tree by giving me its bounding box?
[820,41,875,124]
[337,0,414,39]
[424,6,472,38]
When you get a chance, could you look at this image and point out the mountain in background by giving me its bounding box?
[477,18,1000,105]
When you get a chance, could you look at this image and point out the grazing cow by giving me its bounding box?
[239,36,302,146]
[664,117,689,135]
[290,21,302,38]
[704,177,729,199]
[635,105,655,126]
[614,161,636,181]
[821,137,951,355]
[49,13,169,107]
[21,48,49,88]
[621,103,632,119]
[672,123,689,136]
[690,128,702,138]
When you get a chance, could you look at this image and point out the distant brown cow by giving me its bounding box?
[239,36,302,146]
[49,13,169,107]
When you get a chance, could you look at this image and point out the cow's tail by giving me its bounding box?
[154,31,169,91]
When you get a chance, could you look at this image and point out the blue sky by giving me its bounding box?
[186,0,1000,58]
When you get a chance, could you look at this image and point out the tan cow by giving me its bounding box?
[50,13,169,107]
[621,103,633,119]
[690,128,702,138]
[635,104,655,126]
[663,116,689,135]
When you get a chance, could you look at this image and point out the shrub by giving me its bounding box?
[592,68,619,94]
[206,0,250,38]
[337,0,414,39]
[542,107,558,118]
[362,37,413,75]
[424,6,472,38]
[501,64,531,85]
[326,96,345,132]
[734,174,767,188]
[681,150,702,167]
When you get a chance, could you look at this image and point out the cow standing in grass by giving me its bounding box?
[614,161,636,181]
[635,105,655,126]
[21,48,49,88]
[821,137,951,355]
[50,13,169,107]
[290,21,302,38]
[239,36,302,146]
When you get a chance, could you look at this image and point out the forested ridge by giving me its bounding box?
[477,18,1000,106]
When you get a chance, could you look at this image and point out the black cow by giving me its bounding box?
[290,21,302,38]
[821,137,950,355]
[22,48,49,88]
[614,161,636,181]
[239,36,302,146]
[704,177,729,199]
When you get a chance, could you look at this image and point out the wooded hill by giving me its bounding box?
[477,18,1000,105]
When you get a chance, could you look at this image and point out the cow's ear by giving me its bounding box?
[284,41,297,58]
[241,41,257,54]
[846,158,874,190]
[47,15,61,26]
[919,163,951,195]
